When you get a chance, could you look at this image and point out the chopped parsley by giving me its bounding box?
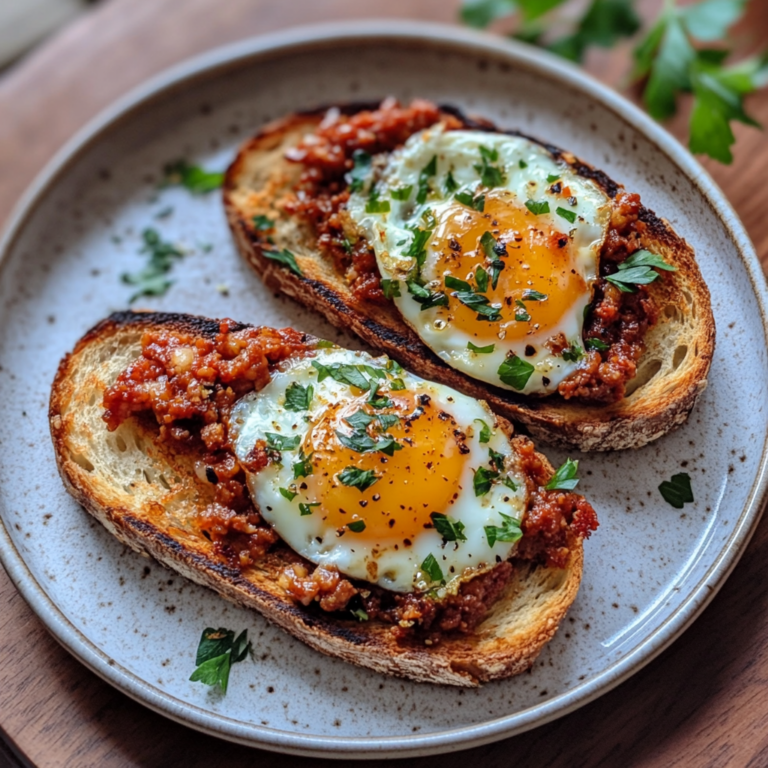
[421,553,444,584]
[121,228,184,303]
[350,608,369,622]
[522,289,548,301]
[519,159,528,169]
[475,145,506,187]
[299,502,320,516]
[292,450,313,479]
[556,206,577,224]
[381,278,401,299]
[336,429,402,457]
[473,466,499,496]
[605,249,677,292]
[498,354,535,390]
[189,627,251,694]
[454,190,486,211]
[547,173,561,183]
[389,377,406,391]
[263,248,302,277]
[347,519,367,533]
[279,487,297,501]
[284,382,313,412]
[311,361,371,391]
[416,155,438,205]
[525,199,551,215]
[445,275,472,292]
[252,214,275,231]
[163,160,224,194]
[562,341,585,362]
[265,432,301,452]
[431,512,467,543]
[468,341,495,354]
[338,466,379,492]
[391,185,413,201]
[586,337,610,352]
[444,170,459,193]
[485,513,523,548]
[407,280,449,311]
[474,418,492,443]
[545,458,580,491]
[475,266,489,293]
[348,150,372,193]
[659,472,694,508]
[514,299,531,322]
[365,190,391,214]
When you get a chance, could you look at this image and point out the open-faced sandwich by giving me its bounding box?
[50,311,597,686]
[224,99,715,451]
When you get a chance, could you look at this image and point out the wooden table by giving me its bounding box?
[1,1,767,765]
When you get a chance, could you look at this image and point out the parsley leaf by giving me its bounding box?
[421,553,445,584]
[562,341,585,362]
[545,458,580,491]
[474,466,499,496]
[522,289,548,301]
[451,289,502,321]
[498,354,535,390]
[485,513,523,547]
[350,608,369,621]
[252,214,275,231]
[265,432,300,452]
[336,430,402,457]
[514,299,531,322]
[468,341,495,354]
[474,145,506,187]
[605,249,676,292]
[474,418,492,443]
[391,185,413,201]
[348,149,372,193]
[586,337,610,352]
[407,280,449,311]
[431,512,468,543]
[263,248,302,277]
[454,190,486,211]
[189,627,251,694]
[381,279,401,299]
[293,450,313,479]
[444,170,459,193]
[445,275,473,292]
[299,502,320,516]
[366,190,391,214]
[338,466,379,492]
[279,487,297,501]
[475,266,490,293]
[659,472,694,508]
[347,519,366,533]
[525,199,550,215]
[556,206,577,224]
[416,155,438,205]
[284,382,313,412]
[163,160,224,194]
[311,361,371,391]
[121,228,184,303]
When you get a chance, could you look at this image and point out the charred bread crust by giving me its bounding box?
[50,310,584,686]
[223,103,715,451]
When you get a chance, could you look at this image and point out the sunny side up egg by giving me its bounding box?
[229,347,528,595]
[345,126,614,395]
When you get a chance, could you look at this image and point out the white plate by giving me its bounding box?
[0,21,767,760]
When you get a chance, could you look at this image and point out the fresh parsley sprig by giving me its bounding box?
[485,512,523,547]
[189,627,251,694]
[460,0,767,164]
[121,228,184,303]
[163,160,224,194]
[605,249,677,293]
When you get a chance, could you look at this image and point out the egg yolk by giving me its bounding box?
[297,391,467,544]
[429,190,589,343]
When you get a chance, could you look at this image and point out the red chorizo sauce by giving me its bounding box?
[282,100,660,404]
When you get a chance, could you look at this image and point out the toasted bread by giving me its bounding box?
[223,103,715,452]
[50,311,586,687]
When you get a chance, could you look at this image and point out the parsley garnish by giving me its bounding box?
[299,502,320,516]
[586,337,610,352]
[498,354,535,390]
[659,472,694,508]
[514,299,530,322]
[431,512,468,543]
[381,279,401,299]
[475,266,489,293]
[350,608,369,621]
[547,173,561,183]
[366,190,391,214]
[444,170,459,193]
[445,275,472,292]
[556,206,577,224]
[389,377,406,391]
[475,145,506,187]
[265,432,300,452]
[562,341,585,362]
[284,382,313,412]
[391,185,413,201]
[484,513,523,548]
[347,520,367,533]
[454,190,486,211]
[348,149,372,193]
[316,339,334,349]
[421,553,444,584]
[263,248,302,277]
[312,361,371,391]
[605,249,676,292]
[545,458,580,491]
[407,280,449,311]
[473,466,499,496]
[338,467,379,492]
[279,487,297,501]
[522,289,548,301]
[163,160,224,194]
[519,159,528,168]
[252,214,275,231]
[416,155,438,205]
[336,430,402,457]
[474,418,491,443]
[525,199,551,215]
[468,341,495,354]
[121,228,184,303]
[189,627,251,694]
[293,450,313,479]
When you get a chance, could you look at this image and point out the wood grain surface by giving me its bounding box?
[1,1,767,766]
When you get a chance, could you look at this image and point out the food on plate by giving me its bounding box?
[224,99,715,451]
[50,310,597,686]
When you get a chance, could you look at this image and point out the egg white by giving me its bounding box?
[346,127,613,395]
[229,347,528,594]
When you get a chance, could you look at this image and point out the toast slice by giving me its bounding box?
[223,103,715,451]
[50,311,585,687]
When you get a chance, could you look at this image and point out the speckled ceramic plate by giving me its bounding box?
[0,21,766,759]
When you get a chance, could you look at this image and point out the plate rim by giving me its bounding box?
[1,19,767,759]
